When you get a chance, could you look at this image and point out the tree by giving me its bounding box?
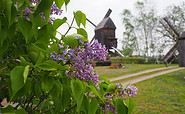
[0,0,137,113]
[121,9,140,56]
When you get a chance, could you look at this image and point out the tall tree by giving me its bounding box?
[121,9,139,56]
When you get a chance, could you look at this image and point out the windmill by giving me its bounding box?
[86,9,123,57]
[159,17,180,67]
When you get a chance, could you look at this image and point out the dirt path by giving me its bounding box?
[120,67,185,85]
[109,66,178,82]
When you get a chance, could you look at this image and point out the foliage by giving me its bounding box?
[0,0,137,113]
[121,9,139,56]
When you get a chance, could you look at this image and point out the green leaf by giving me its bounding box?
[0,26,7,47]
[30,13,46,27]
[53,17,67,30]
[34,0,53,15]
[28,46,45,65]
[115,98,128,114]
[15,108,27,114]
[10,2,16,26]
[64,0,70,9]
[71,79,85,109]
[20,56,33,67]
[63,33,87,48]
[77,28,88,39]
[62,84,71,109]
[43,8,51,23]
[10,66,25,100]
[88,85,103,102]
[107,83,117,92]
[35,81,42,98]
[81,94,89,114]
[74,11,82,27]
[0,0,6,10]
[89,98,98,114]
[37,60,68,71]
[55,0,64,9]
[37,24,54,44]
[42,75,54,93]
[127,97,135,114]
[0,39,9,55]
[17,0,25,8]
[5,0,12,26]
[18,17,33,43]
[50,80,63,104]
[23,65,29,84]
[0,105,15,113]
[81,12,86,27]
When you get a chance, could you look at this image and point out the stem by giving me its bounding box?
[0,66,8,72]
[0,84,8,90]
[25,94,34,111]
[40,107,56,113]
[32,94,48,111]
[64,104,77,114]
[57,16,75,45]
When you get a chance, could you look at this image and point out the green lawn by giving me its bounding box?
[95,64,177,80]
[132,69,185,113]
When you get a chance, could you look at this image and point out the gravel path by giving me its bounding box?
[109,66,178,82]
[121,67,185,85]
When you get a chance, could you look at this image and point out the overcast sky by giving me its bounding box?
[57,0,184,49]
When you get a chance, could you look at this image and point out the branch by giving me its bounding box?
[0,84,8,90]
[64,104,77,114]
[32,94,48,111]
[25,94,34,111]
[57,16,75,45]
[0,66,8,72]
[41,107,56,114]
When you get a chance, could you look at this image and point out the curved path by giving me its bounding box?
[121,67,185,85]
[109,66,178,82]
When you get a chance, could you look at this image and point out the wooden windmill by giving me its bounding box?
[86,9,118,56]
[160,17,180,67]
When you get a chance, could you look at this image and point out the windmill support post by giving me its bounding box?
[179,32,185,67]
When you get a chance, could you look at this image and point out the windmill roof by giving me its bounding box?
[95,17,116,30]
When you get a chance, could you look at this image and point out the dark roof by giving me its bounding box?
[95,17,116,30]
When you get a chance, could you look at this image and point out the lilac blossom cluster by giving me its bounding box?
[100,84,137,113]
[116,83,138,97]
[102,93,117,114]
[22,1,63,23]
[50,39,108,85]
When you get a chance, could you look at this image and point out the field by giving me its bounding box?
[133,69,185,113]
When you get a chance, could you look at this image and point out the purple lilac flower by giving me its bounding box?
[50,51,57,58]
[50,40,108,85]
[124,85,138,97]
[30,0,39,4]
[50,3,63,15]
[75,36,81,40]
[58,44,64,49]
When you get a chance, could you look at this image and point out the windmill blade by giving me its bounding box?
[86,18,97,27]
[159,20,177,41]
[163,17,180,37]
[103,9,112,19]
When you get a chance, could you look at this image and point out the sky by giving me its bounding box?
[57,0,184,49]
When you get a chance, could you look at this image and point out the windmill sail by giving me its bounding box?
[161,17,179,67]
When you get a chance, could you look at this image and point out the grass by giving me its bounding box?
[132,69,185,113]
[95,64,177,80]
